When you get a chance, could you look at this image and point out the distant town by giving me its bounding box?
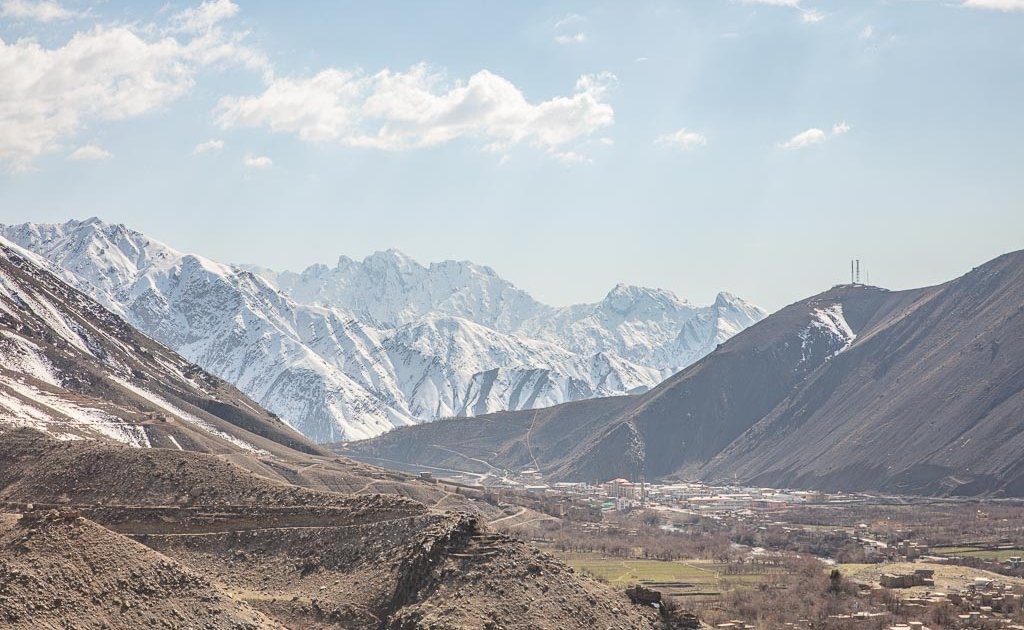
[403,465,1024,630]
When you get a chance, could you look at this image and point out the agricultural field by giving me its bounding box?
[931,547,1024,561]
[548,550,784,600]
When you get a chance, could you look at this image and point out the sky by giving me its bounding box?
[0,0,1022,312]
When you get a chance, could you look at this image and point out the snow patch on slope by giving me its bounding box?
[0,382,152,447]
[799,303,856,363]
[112,376,267,454]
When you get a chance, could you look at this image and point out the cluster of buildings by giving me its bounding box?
[469,474,855,521]
[947,579,1024,624]
[546,478,849,515]
[864,571,1024,629]
[880,568,936,589]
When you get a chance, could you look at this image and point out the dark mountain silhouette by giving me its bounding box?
[344,251,1024,497]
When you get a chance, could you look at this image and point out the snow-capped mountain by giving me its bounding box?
[380,315,660,420]
[1,219,411,442]
[518,285,767,371]
[1,219,766,443]
[251,250,543,331]
[252,253,769,372]
[0,234,312,455]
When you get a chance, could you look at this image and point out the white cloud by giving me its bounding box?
[801,9,825,22]
[554,32,586,44]
[553,13,586,45]
[740,0,824,23]
[655,128,708,150]
[216,65,615,160]
[0,0,72,22]
[242,153,271,168]
[779,121,849,149]
[554,13,584,29]
[68,144,112,160]
[598,137,614,146]
[0,1,265,171]
[173,0,240,32]
[192,138,224,154]
[962,0,1024,10]
[779,128,826,149]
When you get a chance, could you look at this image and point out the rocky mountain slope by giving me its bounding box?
[345,251,1024,497]
[0,233,533,509]
[0,428,660,629]
[0,234,322,456]
[3,218,765,442]
[0,510,281,629]
[0,239,660,628]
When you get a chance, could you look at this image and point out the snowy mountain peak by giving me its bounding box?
[2,218,768,443]
[601,283,690,317]
[428,258,499,279]
[363,248,419,273]
[714,291,738,307]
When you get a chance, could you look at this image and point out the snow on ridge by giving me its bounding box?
[1,218,768,443]
[799,303,856,363]
[0,383,152,448]
[112,376,267,454]
[0,330,60,386]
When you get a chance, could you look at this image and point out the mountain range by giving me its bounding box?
[0,235,656,628]
[344,250,1024,497]
[1,218,765,442]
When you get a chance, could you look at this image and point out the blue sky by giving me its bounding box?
[0,0,1022,311]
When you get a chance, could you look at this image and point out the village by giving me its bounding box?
[414,467,1024,629]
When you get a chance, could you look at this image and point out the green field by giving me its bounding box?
[551,552,717,585]
[931,546,980,554]
[932,547,1024,561]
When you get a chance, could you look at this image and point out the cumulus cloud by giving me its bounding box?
[215,65,615,159]
[655,128,708,150]
[778,121,849,149]
[173,0,240,32]
[0,0,265,171]
[962,0,1024,10]
[1,1,612,169]
[0,0,72,22]
[242,153,271,168]
[192,138,224,154]
[68,144,112,160]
